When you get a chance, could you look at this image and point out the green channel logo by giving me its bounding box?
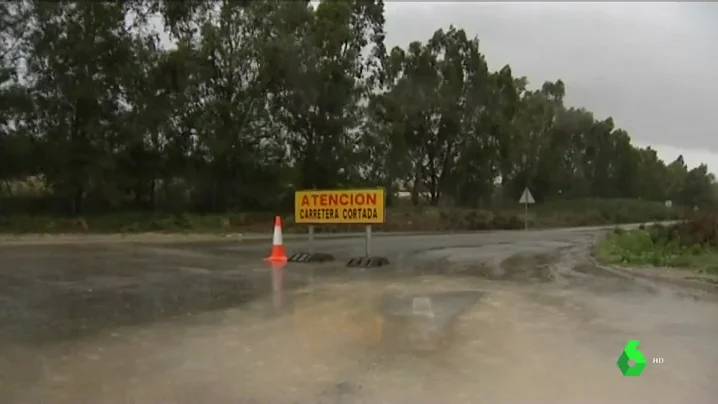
[617,340,647,376]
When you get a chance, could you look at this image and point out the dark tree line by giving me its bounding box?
[0,1,716,215]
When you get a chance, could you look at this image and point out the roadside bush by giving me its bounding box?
[597,207,718,272]
[676,211,718,247]
[464,210,494,230]
[491,213,524,230]
[439,209,465,230]
[0,198,684,234]
[646,210,718,249]
[599,229,685,267]
[598,222,718,273]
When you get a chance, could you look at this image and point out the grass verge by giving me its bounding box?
[0,198,679,235]
[596,227,718,274]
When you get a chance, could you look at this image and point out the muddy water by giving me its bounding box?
[3,277,717,403]
[1,232,718,403]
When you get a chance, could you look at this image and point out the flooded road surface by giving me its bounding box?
[1,228,717,403]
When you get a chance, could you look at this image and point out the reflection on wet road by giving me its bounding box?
[1,228,717,403]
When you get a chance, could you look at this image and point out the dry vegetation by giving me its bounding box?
[0,198,679,235]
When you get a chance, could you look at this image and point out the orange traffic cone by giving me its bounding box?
[265,216,288,263]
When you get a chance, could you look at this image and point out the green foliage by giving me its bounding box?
[0,0,715,221]
[598,230,681,267]
[597,215,718,272]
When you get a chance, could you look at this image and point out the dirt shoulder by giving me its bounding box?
[609,261,716,287]
[0,230,462,246]
[0,233,245,246]
[589,252,718,295]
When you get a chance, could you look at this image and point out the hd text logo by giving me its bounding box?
[616,340,664,376]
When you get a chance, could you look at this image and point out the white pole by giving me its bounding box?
[524,199,528,230]
[365,225,372,256]
[308,224,315,254]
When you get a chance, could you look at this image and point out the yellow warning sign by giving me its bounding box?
[294,188,385,224]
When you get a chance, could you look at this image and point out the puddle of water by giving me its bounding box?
[2,275,717,404]
[351,288,718,404]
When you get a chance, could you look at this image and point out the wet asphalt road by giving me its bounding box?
[0,228,717,403]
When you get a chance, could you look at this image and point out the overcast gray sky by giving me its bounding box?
[384,2,718,173]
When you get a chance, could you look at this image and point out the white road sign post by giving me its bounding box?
[518,187,535,230]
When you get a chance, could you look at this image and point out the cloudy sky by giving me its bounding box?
[384,2,718,173]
